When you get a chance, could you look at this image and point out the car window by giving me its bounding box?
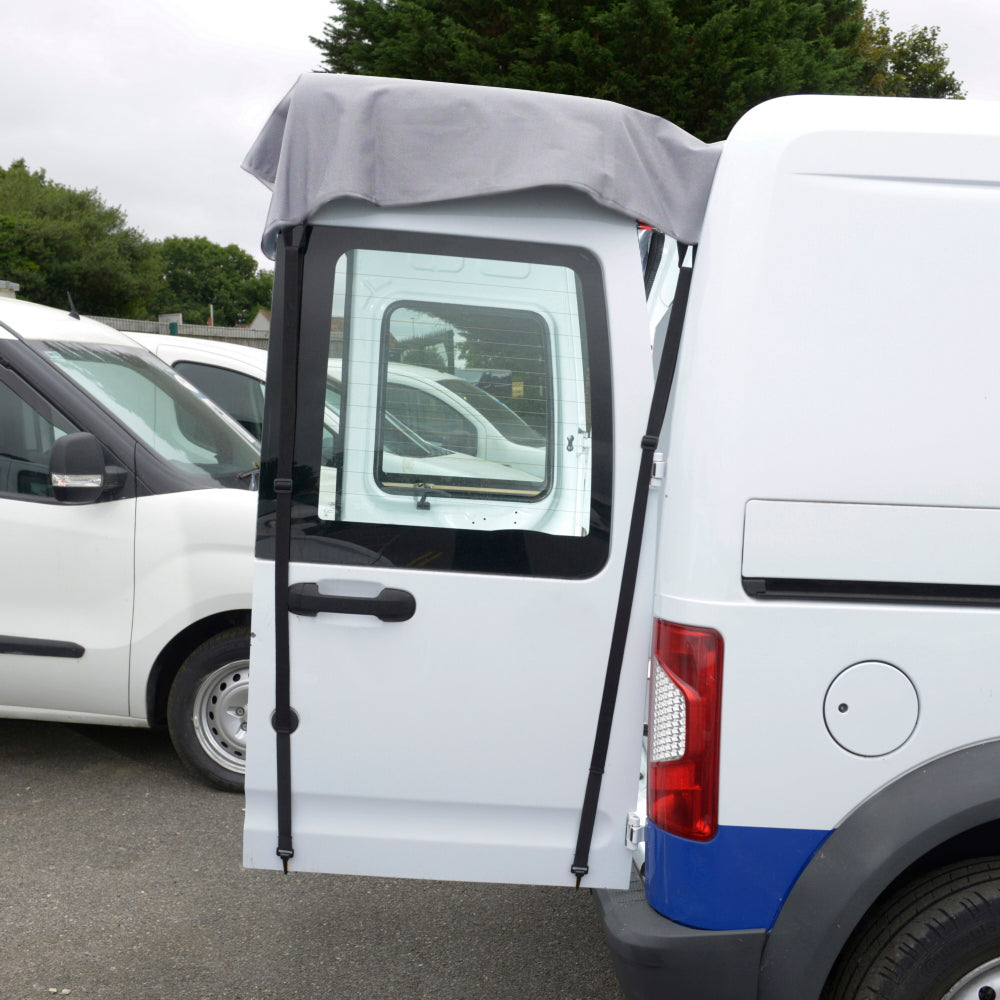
[0,376,76,499]
[174,361,266,441]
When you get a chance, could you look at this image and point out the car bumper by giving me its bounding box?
[593,873,766,1000]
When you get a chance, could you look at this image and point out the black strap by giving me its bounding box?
[642,230,666,298]
[272,226,308,872]
[571,244,693,886]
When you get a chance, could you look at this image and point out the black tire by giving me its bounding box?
[823,857,1000,1000]
[167,627,250,792]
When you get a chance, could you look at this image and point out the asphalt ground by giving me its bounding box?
[0,719,626,1000]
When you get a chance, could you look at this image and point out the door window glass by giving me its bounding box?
[320,249,591,532]
[0,378,76,498]
[174,361,266,441]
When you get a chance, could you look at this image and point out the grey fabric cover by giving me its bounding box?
[244,74,723,260]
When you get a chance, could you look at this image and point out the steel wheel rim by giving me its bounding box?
[942,956,1000,1000]
[191,659,249,774]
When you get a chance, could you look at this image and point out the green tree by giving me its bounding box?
[312,0,867,140]
[312,1,966,140]
[154,236,273,327]
[0,159,161,317]
[856,9,965,98]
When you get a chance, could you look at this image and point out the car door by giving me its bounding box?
[0,359,135,719]
[245,198,656,889]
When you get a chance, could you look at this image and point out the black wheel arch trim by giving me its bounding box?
[758,739,1000,1000]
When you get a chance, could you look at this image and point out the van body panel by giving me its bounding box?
[0,493,135,716]
[644,822,830,930]
[645,97,1000,937]
[130,488,256,717]
[743,500,1000,588]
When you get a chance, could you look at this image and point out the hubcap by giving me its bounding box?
[192,659,249,773]
[942,958,1000,1000]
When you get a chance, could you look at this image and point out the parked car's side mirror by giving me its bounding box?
[49,432,106,503]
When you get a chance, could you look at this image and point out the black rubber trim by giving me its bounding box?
[0,636,85,658]
[744,577,1000,607]
[595,871,765,1000]
[288,583,416,622]
[759,739,1000,1000]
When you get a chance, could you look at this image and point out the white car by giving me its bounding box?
[131,333,550,502]
[0,298,258,791]
[131,333,546,472]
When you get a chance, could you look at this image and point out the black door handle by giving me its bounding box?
[287,582,416,622]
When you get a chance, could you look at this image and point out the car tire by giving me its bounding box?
[167,627,250,792]
[823,857,1000,1000]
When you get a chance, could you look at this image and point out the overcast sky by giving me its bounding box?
[2,1,997,274]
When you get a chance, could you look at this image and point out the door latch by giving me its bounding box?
[625,812,645,851]
[649,452,665,488]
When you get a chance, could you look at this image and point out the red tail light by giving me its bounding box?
[647,620,723,841]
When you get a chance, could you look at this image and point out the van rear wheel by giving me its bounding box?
[823,858,1000,1000]
[167,627,250,792]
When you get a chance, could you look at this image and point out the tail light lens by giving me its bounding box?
[647,620,723,841]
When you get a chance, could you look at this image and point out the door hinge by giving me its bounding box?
[625,812,645,851]
[649,452,665,488]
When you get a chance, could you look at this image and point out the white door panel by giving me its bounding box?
[245,195,653,888]
[0,495,134,715]
[245,549,652,886]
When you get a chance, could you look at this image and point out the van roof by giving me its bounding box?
[0,297,138,346]
[244,74,723,258]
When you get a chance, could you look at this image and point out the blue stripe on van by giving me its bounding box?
[644,821,831,930]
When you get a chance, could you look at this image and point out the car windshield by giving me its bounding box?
[41,343,259,487]
[436,377,544,447]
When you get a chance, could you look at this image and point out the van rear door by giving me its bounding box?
[245,193,657,888]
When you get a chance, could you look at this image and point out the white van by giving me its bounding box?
[0,298,256,790]
[242,74,1000,1000]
